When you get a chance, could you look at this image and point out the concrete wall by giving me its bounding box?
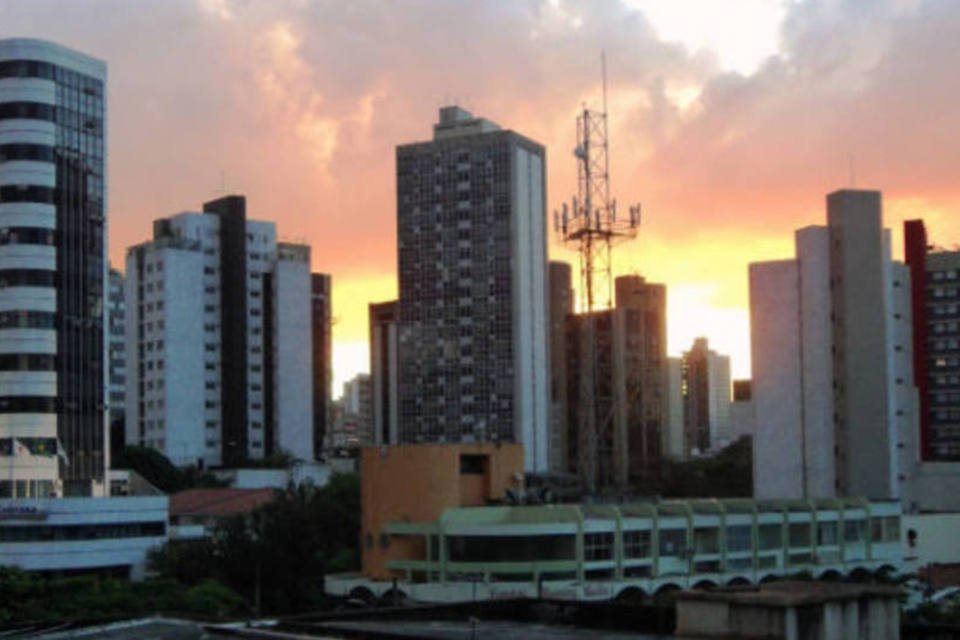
[796,226,835,498]
[511,146,549,473]
[360,443,524,579]
[903,512,960,569]
[274,255,314,461]
[828,190,892,500]
[750,260,805,499]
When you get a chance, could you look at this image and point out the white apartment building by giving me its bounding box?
[750,189,917,501]
[0,38,169,580]
[125,196,313,468]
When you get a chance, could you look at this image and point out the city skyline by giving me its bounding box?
[4,0,960,391]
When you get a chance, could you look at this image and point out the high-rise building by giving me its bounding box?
[125,196,313,467]
[548,261,573,472]
[370,300,398,446]
[0,39,169,580]
[311,273,332,459]
[395,106,549,471]
[750,189,916,501]
[565,275,667,491]
[900,219,960,511]
[108,267,126,448]
[615,275,667,486]
[681,337,732,455]
[0,39,107,497]
[904,220,960,460]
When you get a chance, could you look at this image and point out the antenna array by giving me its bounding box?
[553,52,640,312]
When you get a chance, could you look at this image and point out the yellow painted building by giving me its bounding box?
[361,443,524,579]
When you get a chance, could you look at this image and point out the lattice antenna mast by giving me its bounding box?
[554,51,640,312]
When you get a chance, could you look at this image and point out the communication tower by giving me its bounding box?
[554,52,640,312]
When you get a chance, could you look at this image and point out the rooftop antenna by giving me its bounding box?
[848,154,856,188]
[552,51,645,494]
[553,49,641,313]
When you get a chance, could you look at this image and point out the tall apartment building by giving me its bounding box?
[900,219,960,511]
[750,189,916,501]
[565,275,667,492]
[370,300,398,445]
[615,275,668,486]
[395,106,549,471]
[125,195,313,468]
[107,267,126,447]
[548,261,573,472]
[0,39,108,497]
[311,273,332,459]
[681,337,732,455]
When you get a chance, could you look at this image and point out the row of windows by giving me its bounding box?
[0,143,55,163]
[0,227,56,246]
[0,185,56,205]
[0,310,57,329]
[0,101,55,121]
[0,269,56,288]
[0,396,57,413]
[0,521,165,543]
[0,60,103,92]
[0,353,56,371]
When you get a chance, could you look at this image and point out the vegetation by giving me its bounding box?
[660,436,753,498]
[149,472,361,614]
[0,472,360,624]
[111,446,227,493]
[0,568,248,626]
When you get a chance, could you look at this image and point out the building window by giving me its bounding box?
[623,530,651,558]
[726,525,752,553]
[583,532,613,561]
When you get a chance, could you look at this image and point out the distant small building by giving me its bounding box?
[682,337,732,455]
[168,487,276,540]
[730,379,755,442]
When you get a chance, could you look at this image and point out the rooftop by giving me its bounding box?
[169,487,276,519]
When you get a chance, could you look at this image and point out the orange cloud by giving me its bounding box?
[4,0,960,392]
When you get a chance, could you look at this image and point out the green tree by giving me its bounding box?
[661,436,753,498]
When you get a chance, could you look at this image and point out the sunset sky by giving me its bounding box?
[5,0,960,394]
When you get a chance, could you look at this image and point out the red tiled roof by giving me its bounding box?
[170,487,277,518]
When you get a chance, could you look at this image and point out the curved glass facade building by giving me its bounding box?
[0,39,107,497]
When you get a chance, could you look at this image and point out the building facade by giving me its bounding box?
[370,300,398,446]
[900,219,960,511]
[0,39,108,498]
[331,494,902,604]
[330,373,372,449]
[108,266,126,445]
[750,190,916,501]
[124,196,313,467]
[681,337,732,456]
[548,261,573,473]
[311,273,331,459]
[564,275,667,492]
[395,106,549,471]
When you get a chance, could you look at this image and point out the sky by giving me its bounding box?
[4,0,960,394]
